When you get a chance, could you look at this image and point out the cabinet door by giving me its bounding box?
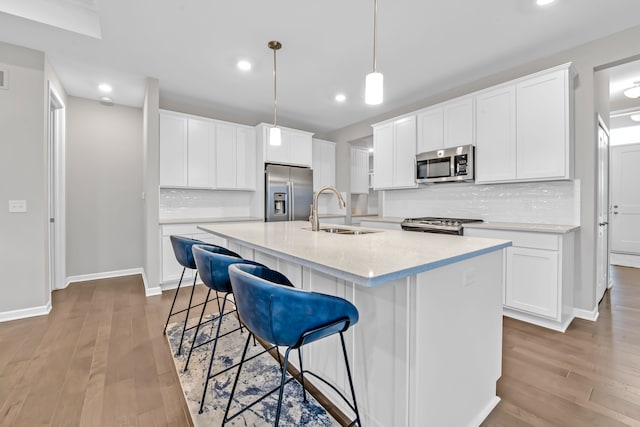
[289,131,313,167]
[187,119,213,188]
[313,139,336,191]
[236,127,256,190]
[160,114,188,187]
[394,116,417,188]
[443,97,474,148]
[506,247,559,319]
[215,123,238,189]
[475,85,517,183]
[417,106,444,153]
[516,70,568,180]
[351,147,369,194]
[373,123,395,189]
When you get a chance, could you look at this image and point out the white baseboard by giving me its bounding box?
[573,306,599,322]
[0,300,52,323]
[610,252,640,269]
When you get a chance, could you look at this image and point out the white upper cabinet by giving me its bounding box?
[475,85,517,183]
[351,147,370,194]
[312,139,336,191]
[159,110,257,190]
[372,116,417,190]
[260,124,313,167]
[187,118,215,188]
[215,123,256,190]
[159,114,188,187]
[443,96,474,149]
[416,106,443,153]
[516,67,573,181]
[416,95,474,153]
[475,64,574,183]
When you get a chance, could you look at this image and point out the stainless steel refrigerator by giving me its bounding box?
[265,163,313,222]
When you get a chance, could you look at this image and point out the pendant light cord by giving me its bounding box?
[372,0,378,73]
[273,47,278,128]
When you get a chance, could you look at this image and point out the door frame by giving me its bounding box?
[596,114,611,302]
[48,81,66,293]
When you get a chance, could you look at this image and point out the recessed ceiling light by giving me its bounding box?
[631,113,640,122]
[335,93,346,102]
[536,0,556,5]
[99,96,113,105]
[98,83,112,93]
[237,60,252,71]
[368,147,374,153]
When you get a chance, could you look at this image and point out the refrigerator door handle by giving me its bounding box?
[289,181,294,221]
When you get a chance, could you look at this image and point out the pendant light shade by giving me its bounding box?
[365,0,383,105]
[624,81,640,99]
[269,126,282,146]
[269,40,282,146]
[365,72,384,105]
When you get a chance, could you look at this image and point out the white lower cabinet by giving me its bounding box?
[160,224,228,285]
[506,246,559,318]
[465,227,575,332]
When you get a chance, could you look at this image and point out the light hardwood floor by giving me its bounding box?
[1,266,639,426]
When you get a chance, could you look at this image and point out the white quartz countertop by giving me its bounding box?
[463,222,580,234]
[198,221,510,287]
[159,216,263,225]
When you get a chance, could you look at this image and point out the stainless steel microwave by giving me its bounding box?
[416,145,475,183]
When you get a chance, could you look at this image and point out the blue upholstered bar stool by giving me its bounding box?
[190,245,289,414]
[226,263,361,427]
[163,235,236,355]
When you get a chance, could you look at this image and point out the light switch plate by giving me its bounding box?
[9,200,27,213]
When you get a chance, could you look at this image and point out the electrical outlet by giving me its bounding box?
[8,200,27,213]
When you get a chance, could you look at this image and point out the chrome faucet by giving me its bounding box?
[309,186,346,231]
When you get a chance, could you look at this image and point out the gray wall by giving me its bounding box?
[66,97,143,276]
[325,24,640,314]
[0,42,48,313]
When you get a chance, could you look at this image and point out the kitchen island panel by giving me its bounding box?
[411,250,503,427]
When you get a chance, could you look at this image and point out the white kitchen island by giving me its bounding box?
[198,221,511,427]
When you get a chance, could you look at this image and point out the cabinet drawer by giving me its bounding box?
[465,228,559,250]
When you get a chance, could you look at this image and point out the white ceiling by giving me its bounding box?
[1,0,640,134]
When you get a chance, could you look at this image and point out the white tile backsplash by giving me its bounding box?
[160,188,255,219]
[382,180,580,225]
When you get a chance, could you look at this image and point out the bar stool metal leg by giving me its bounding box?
[176,271,198,355]
[163,267,186,335]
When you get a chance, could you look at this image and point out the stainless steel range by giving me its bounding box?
[401,217,483,235]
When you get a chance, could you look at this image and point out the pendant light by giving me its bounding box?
[623,81,640,99]
[365,0,383,105]
[269,40,282,146]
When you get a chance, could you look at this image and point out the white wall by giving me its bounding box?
[0,42,48,315]
[160,188,255,219]
[66,97,143,276]
[143,77,161,295]
[611,126,640,145]
[383,181,579,225]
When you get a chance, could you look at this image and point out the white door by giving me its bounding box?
[610,143,640,254]
[596,117,610,302]
[48,83,66,292]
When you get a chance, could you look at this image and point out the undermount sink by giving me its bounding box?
[303,227,380,235]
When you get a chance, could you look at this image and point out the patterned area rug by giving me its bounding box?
[165,313,340,426]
